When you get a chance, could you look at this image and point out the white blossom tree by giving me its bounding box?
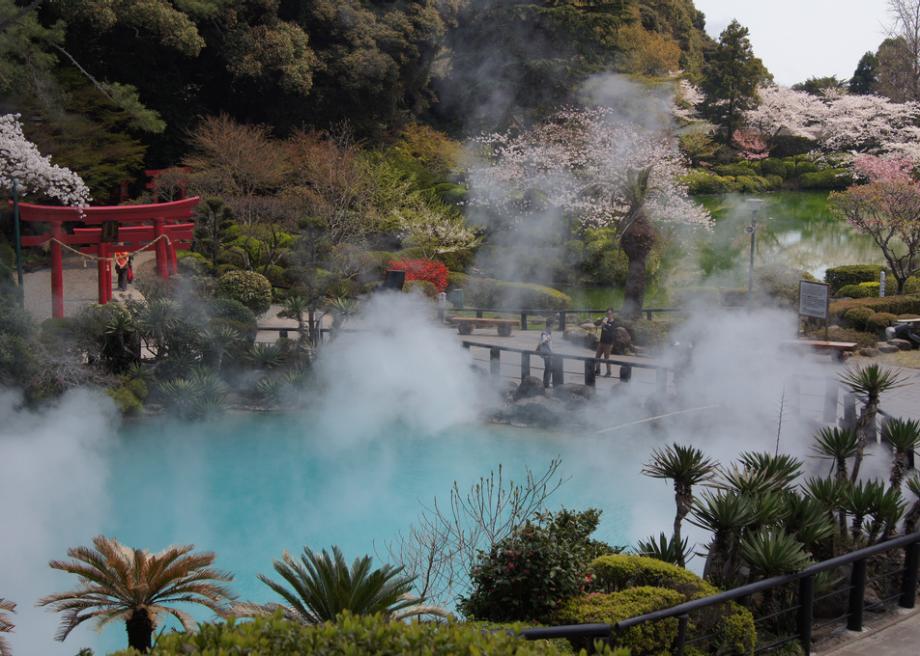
[468,107,710,317]
[0,113,90,206]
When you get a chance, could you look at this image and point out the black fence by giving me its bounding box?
[461,340,671,390]
[447,307,682,330]
[519,532,920,655]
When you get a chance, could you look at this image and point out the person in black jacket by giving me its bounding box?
[595,308,616,377]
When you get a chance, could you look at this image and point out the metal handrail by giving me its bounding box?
[519,532,920,655]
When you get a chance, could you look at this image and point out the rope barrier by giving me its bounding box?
[46,233,174,264]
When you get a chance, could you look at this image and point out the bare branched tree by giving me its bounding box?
[888,0,920,100]
[383,459,566,609]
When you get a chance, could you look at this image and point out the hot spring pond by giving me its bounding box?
[64,413,644,653]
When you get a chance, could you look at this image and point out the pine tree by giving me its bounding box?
[850,51,879,94]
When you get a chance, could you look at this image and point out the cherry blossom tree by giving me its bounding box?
[830,160,920,293]
[0,113,90,206]
[468,107,710,317]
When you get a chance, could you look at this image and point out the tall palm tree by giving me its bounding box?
[882,418,920,489]
[812,427,859,483]
[643,444,718,566]
[38,536,234,653]
[0,598,14,656]
[839,365,908,482]
[248,546,445,624]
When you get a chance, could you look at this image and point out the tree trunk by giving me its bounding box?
[673,489,691,567]
[851,403,878,482]
[619,217,656,320]
[125,608,154,652]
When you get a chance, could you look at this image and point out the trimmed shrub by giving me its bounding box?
[684,170,734,194]
[836,284,873,299]
[590,554,704,594]
[714,163,756,177]
[464,277,572,310]
[216,270,272,316]
[760,158,788,178]
[556,587,684,654]
[404,279,438,298]
[905,277,920,294]
[830,295,920,318]
[115,613,599,656]
[825,265,887,292]
[176,251,212,275]
[209,298,258,336]
[799,169,852,190]
[843,306,876,330]
[867,312,898,331]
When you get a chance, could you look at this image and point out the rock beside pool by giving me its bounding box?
[493,396,565,428]
[514,376,546,400]
[552,384,594,405]
[564,327,597,349]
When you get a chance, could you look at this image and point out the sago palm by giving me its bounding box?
[0,598,14,656]
[690,490,756,586]
[839,364,908,481]
[635,532,692,566]
[905,474,920,533]
[842,480,887,542]
[738,452,802,491]
[783,492,836,554]
[643,443,717,566]
[882,418,920,489]
[812,427,859,483]
[802,475,848,540]
[252,546,438,624]
[866,486,906,542]
[38,536,234,653]
[741,528,812,578]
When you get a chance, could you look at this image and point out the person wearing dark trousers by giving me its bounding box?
[114,251,130,291]
[595,308,616,377]
[537,319,554,388]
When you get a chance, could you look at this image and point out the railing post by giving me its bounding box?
[824,378,839,424]
[585,360,596,387]
[619,364,632,382]
[646,310,653,321]
[490,347,501,378]
[843,393,857,430]
[552,355,564,386]
[900,541,920,609]
[673,614,689,656]
[798,575,815,655]
[558,311,566,331]
[462,342,470,350]
[521,352,531,379]
[476,310,483,318]
[521,312,528,331]
[847,558,867,631]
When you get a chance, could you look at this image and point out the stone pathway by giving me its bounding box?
[816,609,920,655]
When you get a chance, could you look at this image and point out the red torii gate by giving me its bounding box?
[18,197,200,318]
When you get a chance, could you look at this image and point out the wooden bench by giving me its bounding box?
[449,316,516,336]
[782,340,858,361]
[895,318,920,325]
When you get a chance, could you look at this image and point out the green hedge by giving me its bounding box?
[449,273,572,310]
[799,169,852,190]
[836,284,874,299]
[830,295,920,319]
[112,613,618,656]
[825,265,887,292]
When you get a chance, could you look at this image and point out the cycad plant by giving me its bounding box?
[38,536,234,652]
[866,486,905,542]
[839,365,908,481]
[0,598,14,656]
[642,444,717,566]
[741,528,812,578]
[158,368,228,419]
[738,452,802,491]
[882,418,920,489]
[279,295,309,342]
[905,474,920,533]
[842,480,887,542]
[251,546,441,624]
[783,492,836,557]
[690,490,756,586]
[635,532,692,566]
[802,476,848,541]
[200,324,242,371]
[812,427,859,483]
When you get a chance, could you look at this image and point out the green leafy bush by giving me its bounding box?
[106,385,143,416]
[209,298,257,339]
[836,284,872,298]
[904,277,920,294]
[461,509,614,623]
[683,170,733,194]
[176,251,212,275]
[590,554,703,594]
[830,295,920,318]
[113,613,605,656]
[843,307,876,330]
[556,587,683,654]
[404,279,438,297]
[867,312,898,331]
[759,159,788,178]
[825,265,887,291]
[714,163,756,177]
[216,270,273,316]
[799,169,852,190]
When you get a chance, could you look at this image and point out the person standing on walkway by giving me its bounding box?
[537,319,554,388]
[114,251,130,291]
[595,308,616,377]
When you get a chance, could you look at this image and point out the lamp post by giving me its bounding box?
[745,198,765,303]
[11,178,24,306]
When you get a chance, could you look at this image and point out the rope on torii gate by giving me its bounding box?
[45,233,175,263]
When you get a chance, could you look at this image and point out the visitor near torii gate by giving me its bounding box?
[113,251,133,292]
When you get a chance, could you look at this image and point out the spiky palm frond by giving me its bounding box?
[839,364,908,401]
[715,466,776,496]
[843,480,887,540]
[642,444,717,487]
[689,491,756,533]
[741,528,812,577]
[750,490,790,528]
[256,546,417,624]
[634,533,692,566]
[739,452,802,490]
[909,473,920,500]
[802,476,846,510]
[247,343,285,370]
[812,427,859,465]
[158,368,228,419]
[883,418,920,452]
[783,493,836,549]
[37,536,233,643]
[0,598,15,656]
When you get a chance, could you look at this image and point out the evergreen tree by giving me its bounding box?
[700,20,771,142]
[850,51,879,94]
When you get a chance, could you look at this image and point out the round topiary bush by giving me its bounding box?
[836,284,872,299]
[843,306,876,330]
[216,270,272,316]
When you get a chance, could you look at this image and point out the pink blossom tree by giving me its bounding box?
[468,107,710,317]
[1,113,90,206]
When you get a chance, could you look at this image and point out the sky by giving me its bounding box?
[693,0,891,86]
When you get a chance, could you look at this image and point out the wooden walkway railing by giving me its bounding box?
[447,306,682,330]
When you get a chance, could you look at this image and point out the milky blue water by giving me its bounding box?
[86,413,642,653]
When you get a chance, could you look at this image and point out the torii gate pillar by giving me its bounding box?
[51,224,64,319]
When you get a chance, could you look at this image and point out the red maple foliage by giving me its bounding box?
[388,258,448,292]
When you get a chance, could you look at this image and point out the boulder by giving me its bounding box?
[612,326,633,355]
[859,347,881,357]
[514,376,546,401]
[563,327,598,349]
[878,343,900,354]
[890,338,914,351]
[580,322,597,332]
[494,397,564,428]
[552,383,595,406]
